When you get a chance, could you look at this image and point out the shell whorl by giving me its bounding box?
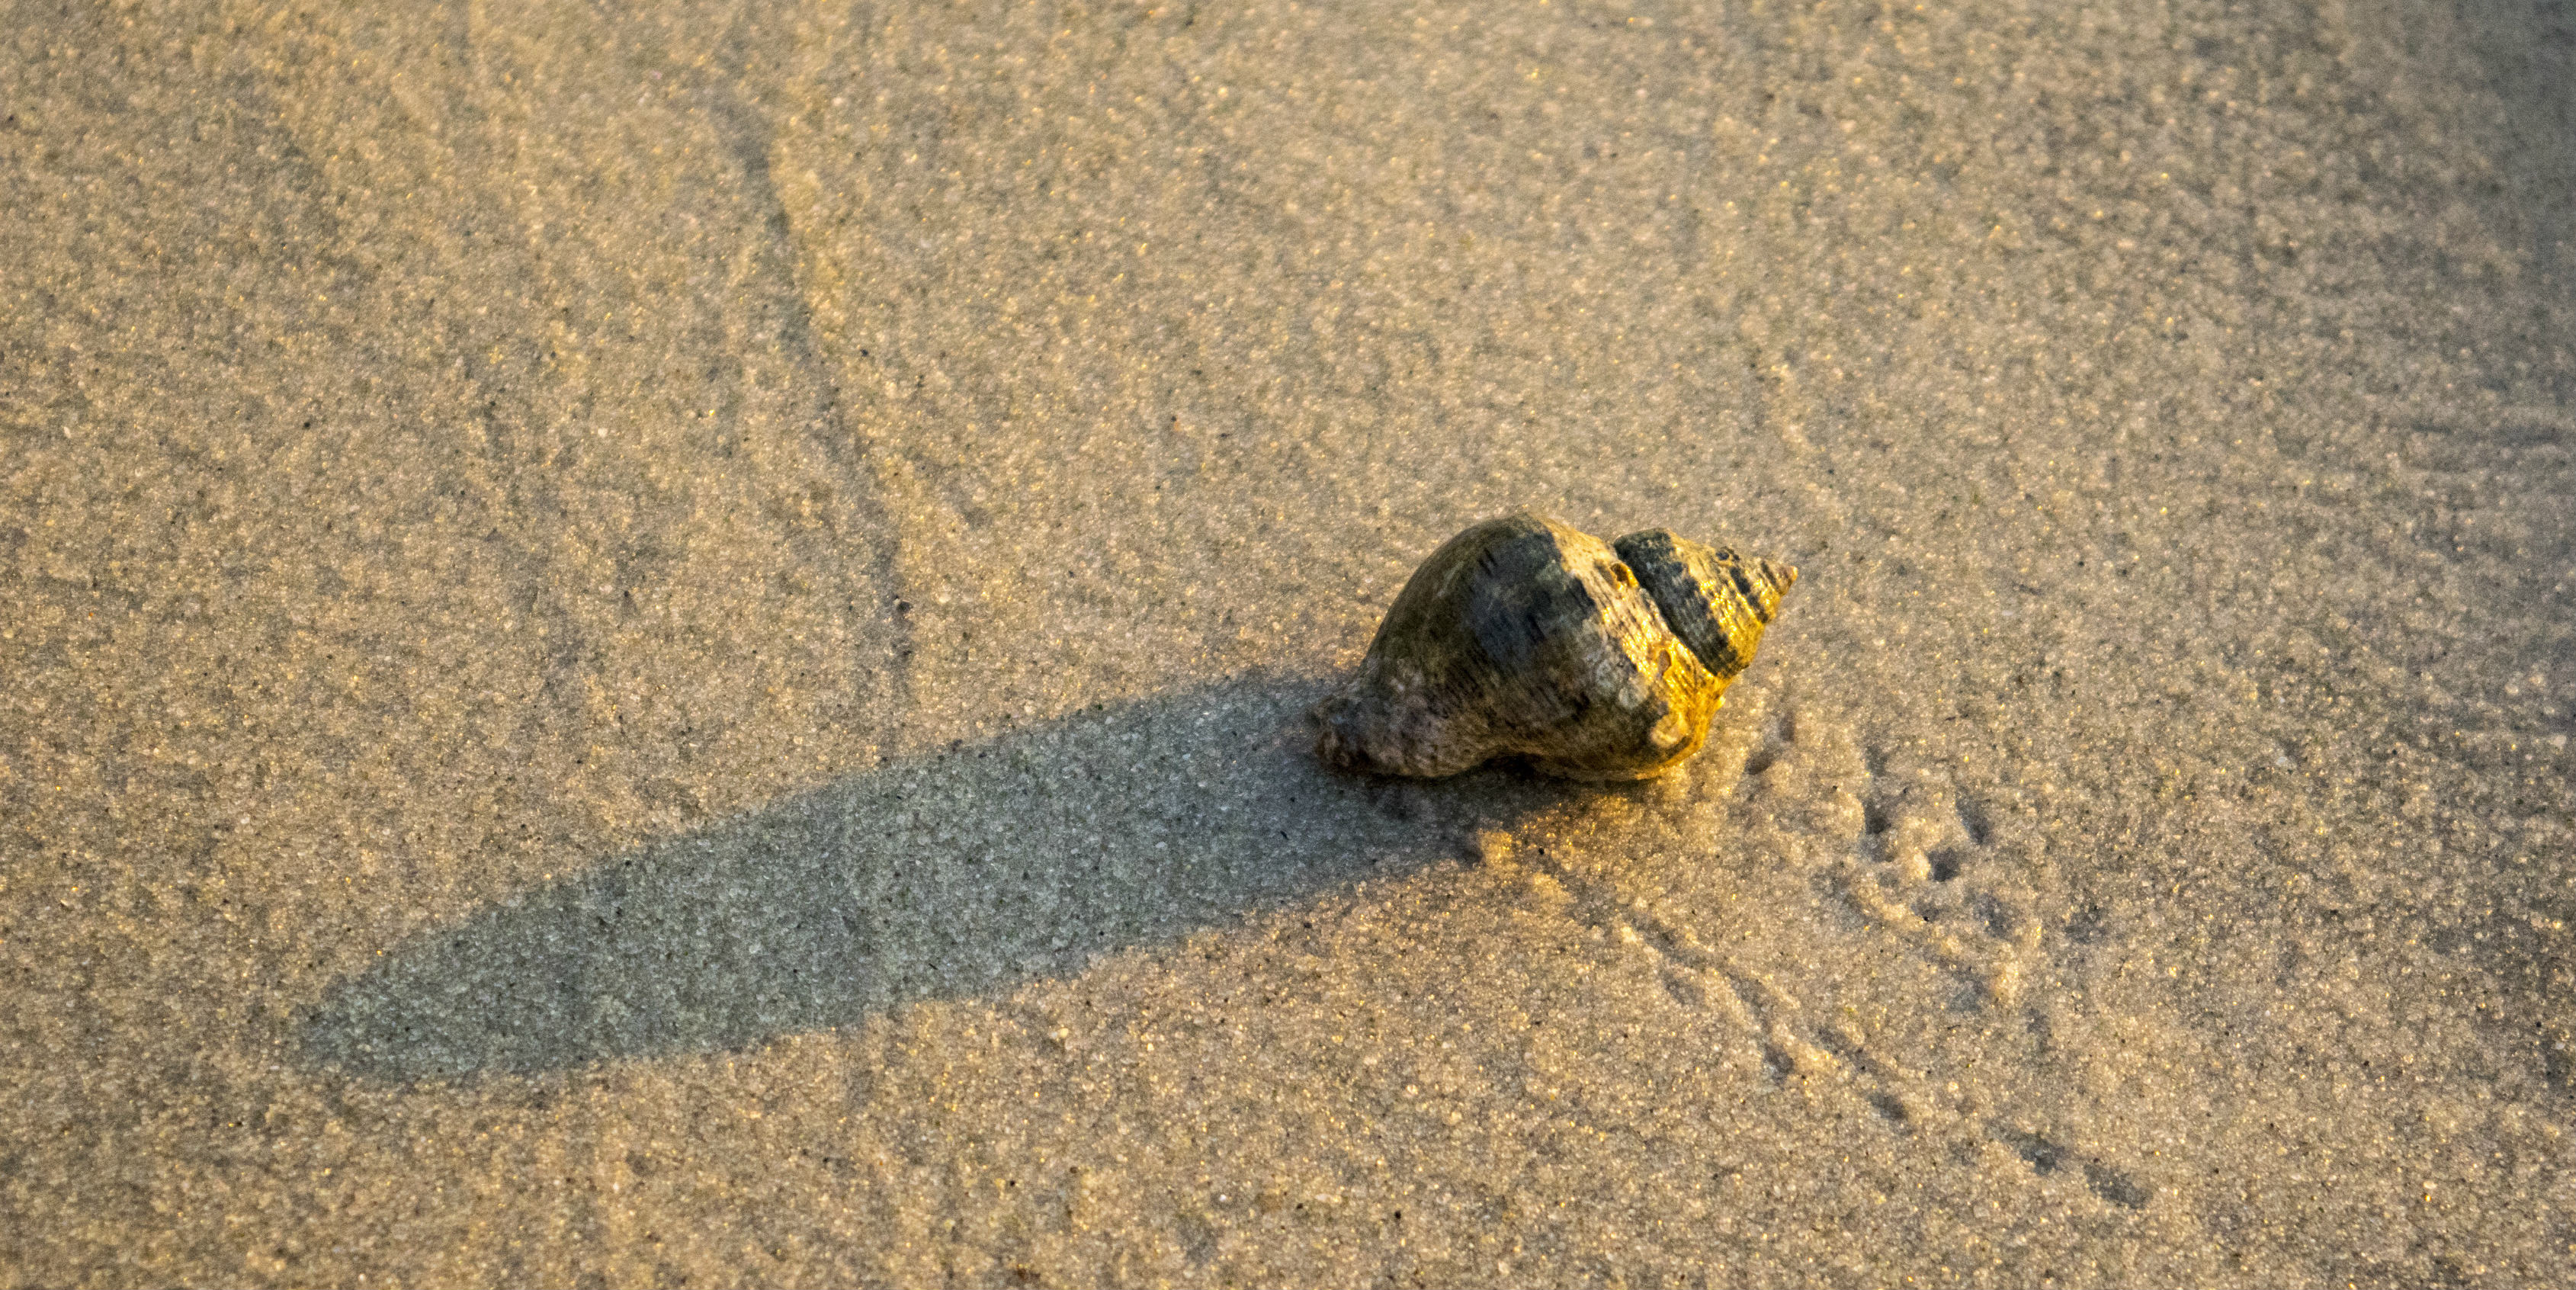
[1310,513,1799,781]
[1610,529,1798,682]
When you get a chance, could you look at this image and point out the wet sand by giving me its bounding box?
[4,0,2572,1283]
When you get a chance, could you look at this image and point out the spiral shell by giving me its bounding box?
[1310,513,1797,781]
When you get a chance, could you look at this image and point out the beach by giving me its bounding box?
[4,0,2571,1282]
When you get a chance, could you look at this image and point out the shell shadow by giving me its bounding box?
[300,675,1580,1080]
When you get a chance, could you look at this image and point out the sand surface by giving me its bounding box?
[5,0,2573,1284]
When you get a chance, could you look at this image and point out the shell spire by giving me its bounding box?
[1310,513,1798,781]
[1609,528,1798,682]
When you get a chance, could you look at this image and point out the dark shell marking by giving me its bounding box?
[1611,528,1798,682]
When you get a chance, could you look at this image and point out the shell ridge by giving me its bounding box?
[1722,560,1770,626]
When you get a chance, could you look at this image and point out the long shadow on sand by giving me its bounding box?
[303,676,1583,1080]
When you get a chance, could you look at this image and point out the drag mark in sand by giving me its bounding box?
[1505,838,1885,1128]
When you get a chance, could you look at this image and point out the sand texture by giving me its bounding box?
[4,0,2573,1284]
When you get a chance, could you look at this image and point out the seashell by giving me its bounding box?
[1310,513,1798,781]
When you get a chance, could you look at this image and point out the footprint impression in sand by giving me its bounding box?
[1491,685,2150,1211]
